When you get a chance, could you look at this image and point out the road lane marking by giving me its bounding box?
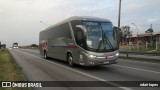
[114,64,160,74]
[16,50,132,90]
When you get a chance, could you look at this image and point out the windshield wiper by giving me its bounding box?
[97,30,114,51]
[97,38,102,52]
[103,32,115,51]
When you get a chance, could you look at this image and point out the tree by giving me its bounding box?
[121,25,132,44]
[145,24,154,33]
[31,44,38,47]
[145,28,153,33]
[145,24,154,46]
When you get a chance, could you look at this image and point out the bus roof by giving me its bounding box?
[67,16,111,22]
[44,16,111,31]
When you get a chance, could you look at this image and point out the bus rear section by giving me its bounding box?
[39,16,119,66]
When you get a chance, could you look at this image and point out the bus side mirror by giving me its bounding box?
[113,28,116,40]
[114,26,121,48]
[75,25,87,47]
[76,30,83,41]
[76,25,87,38]
[113,26,121,40]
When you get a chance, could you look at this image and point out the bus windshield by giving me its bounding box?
[83,21,118,52]
[13,43,18,47]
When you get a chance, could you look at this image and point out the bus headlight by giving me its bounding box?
[88,54,97,59]
[115,52,119,57]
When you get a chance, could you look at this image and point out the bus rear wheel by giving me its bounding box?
[68,54,74,67]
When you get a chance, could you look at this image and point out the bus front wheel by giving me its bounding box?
[68,54,74,67]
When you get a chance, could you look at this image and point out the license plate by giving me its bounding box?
[105,53,108,59]
[104,61,109,64]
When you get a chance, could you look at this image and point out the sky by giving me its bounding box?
[0,0,160,47]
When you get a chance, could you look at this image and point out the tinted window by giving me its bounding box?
[47,22,72,39]
[70,20,82,39]
[77,30,83,41]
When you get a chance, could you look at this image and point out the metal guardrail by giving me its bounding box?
[120,51,160,56]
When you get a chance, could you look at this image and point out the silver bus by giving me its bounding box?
[39,16,119,66]
[13,43,19,49]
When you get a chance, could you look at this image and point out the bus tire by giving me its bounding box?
[68,54,74,67]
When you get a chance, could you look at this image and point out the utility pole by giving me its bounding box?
[0,41,1,49]
[132,23,138,37]
[150,24,153,46]
[150,24,152,29]
[118,0,122,28]
[132,23,139,51]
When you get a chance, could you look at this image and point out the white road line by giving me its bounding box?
[114,64,160,74]
[16,50,132,90]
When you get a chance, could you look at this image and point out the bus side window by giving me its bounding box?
[76,30,84,47]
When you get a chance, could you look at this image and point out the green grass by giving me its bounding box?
[0,49,31,90]
[119,56,160,63]
[120,45,160,53]
[130,45,157,52]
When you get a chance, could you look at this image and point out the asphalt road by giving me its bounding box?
[9,49,160,90]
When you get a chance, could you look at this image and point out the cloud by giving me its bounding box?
[119,0,160,35]
[0,0,160,47]
[148,18,159,23]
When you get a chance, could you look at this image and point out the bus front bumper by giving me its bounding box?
[80,56,119,66]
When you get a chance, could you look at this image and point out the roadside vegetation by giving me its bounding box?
[0,49,31,90]
[130,45,160,53]
[119,45,160,53]
[119,45,160,63]
[19,44,39,49]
